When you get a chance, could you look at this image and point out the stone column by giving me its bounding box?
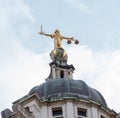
[41,106,48,118]
[69,69,73,79]
[29,104,41,118]
[52,65,56,79]
[91,107,98,118]
[66,101,74,118]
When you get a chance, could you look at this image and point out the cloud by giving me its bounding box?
[0,0,35,112]
[0,0,34,22]
[0,0,35,63]
[0,41,50,111]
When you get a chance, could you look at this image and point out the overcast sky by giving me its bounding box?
[0,0,120,115]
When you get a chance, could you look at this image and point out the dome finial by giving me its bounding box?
[38,26,78,80]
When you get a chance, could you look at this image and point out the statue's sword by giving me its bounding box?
[40,24,42,33]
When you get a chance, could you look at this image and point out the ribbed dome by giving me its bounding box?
[29,78,107,107]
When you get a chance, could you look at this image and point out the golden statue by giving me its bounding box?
[38,26,79,49]
[38,25,79,65]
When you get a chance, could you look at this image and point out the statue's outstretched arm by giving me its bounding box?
[38,32,54,38]
[63,36,79,44]
[62,36,74,41]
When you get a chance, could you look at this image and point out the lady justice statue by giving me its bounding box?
[38,25,79,66]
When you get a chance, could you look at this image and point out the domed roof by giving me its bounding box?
[29,78,107,107]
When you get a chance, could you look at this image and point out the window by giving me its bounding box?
[60,70,64,78]
[77,108,87,118]
[52,107,63,118]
